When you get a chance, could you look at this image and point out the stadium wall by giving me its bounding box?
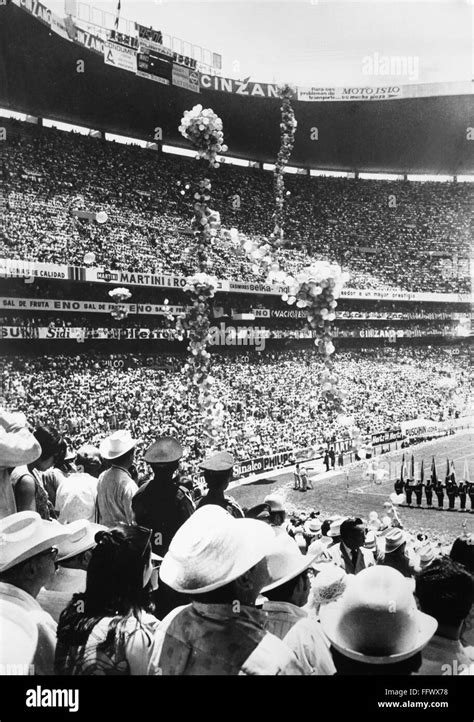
[1,3,473,173]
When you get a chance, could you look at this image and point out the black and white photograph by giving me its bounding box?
[0,0,473,710]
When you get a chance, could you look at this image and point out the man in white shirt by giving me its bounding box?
[415,556,474,675]
[0,511,70,674]
[97,430,139,527]
[55,445,101,523]
[261,539,336,675]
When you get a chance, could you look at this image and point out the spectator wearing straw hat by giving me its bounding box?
[54,445,102,524]
[416,557,474,675]
[324,516,346,546]
[319,566,437,674]
[377,528,416,578]
[329,518,375,575]
[0,511,70,674]
[196,451,244,519]
[306,564,348,620]
[97,430,139,527]
[37,519,106,622]
[11,425,64,520]
[264,494,300,553]
[260,540,336,675]
[0,409,41,520]
[148,506,303,675]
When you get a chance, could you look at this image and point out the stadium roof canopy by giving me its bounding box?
[1,2,473,175]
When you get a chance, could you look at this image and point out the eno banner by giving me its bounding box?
[0,298,185,316]
[104,41,137,74]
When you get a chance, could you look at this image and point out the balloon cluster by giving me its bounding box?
[177,274,227,439]
[108,287,132,302]
[271,84,297,246]
[190,179,222,269]
[177,106,230,439]
[281,262,350,408]
[236,85,297,277]
[179,105,228,168]
[109,287,131,321]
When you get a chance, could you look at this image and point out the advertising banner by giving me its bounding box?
[19,0,51,26]
[297,85,403,102]
[104,41,137,74]
[199,74,281,98]
[0,260,470,304]
[0,298,185,316]
[0,259,69,280]
[50,11,70,41]
[172,64,200,93]
[75,26,105,55]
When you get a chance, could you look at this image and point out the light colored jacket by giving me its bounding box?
[262,600,336,675]
[0,581,57,675]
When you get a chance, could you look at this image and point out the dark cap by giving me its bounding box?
[144,437,183,464]
[199,451,234,472]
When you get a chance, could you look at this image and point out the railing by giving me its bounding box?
[72,1,222,76]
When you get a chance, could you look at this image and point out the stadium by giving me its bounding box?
[0,0,473,682]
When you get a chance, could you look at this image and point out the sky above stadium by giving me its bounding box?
[45,0,473,85]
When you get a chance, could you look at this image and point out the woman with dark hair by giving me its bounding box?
[55,524,160,675]
[450,534,474,647]
[11,425,63,519]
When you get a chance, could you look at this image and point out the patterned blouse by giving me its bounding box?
[55,598,160,675]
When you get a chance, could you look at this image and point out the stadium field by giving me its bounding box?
[232,430,474,540]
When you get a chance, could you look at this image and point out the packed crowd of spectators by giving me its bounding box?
[2,120,471,293]
[0,404,473,676]
[0,346,469,477]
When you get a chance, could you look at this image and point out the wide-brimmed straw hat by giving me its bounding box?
[99,430,139,460]
[264,494,285,513]
[384,528,407,553]
[0,512,71,573]
[261,540,318,593]
[56,519,107,562]
[160,506,275,594]
[319,566,437,664]
[327,516,347,538]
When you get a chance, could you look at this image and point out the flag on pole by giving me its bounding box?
[449,459,456,483]
[431,456,438,485]
[114,0,121,29]
[400,453,405,483]
[463,458,470,482]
